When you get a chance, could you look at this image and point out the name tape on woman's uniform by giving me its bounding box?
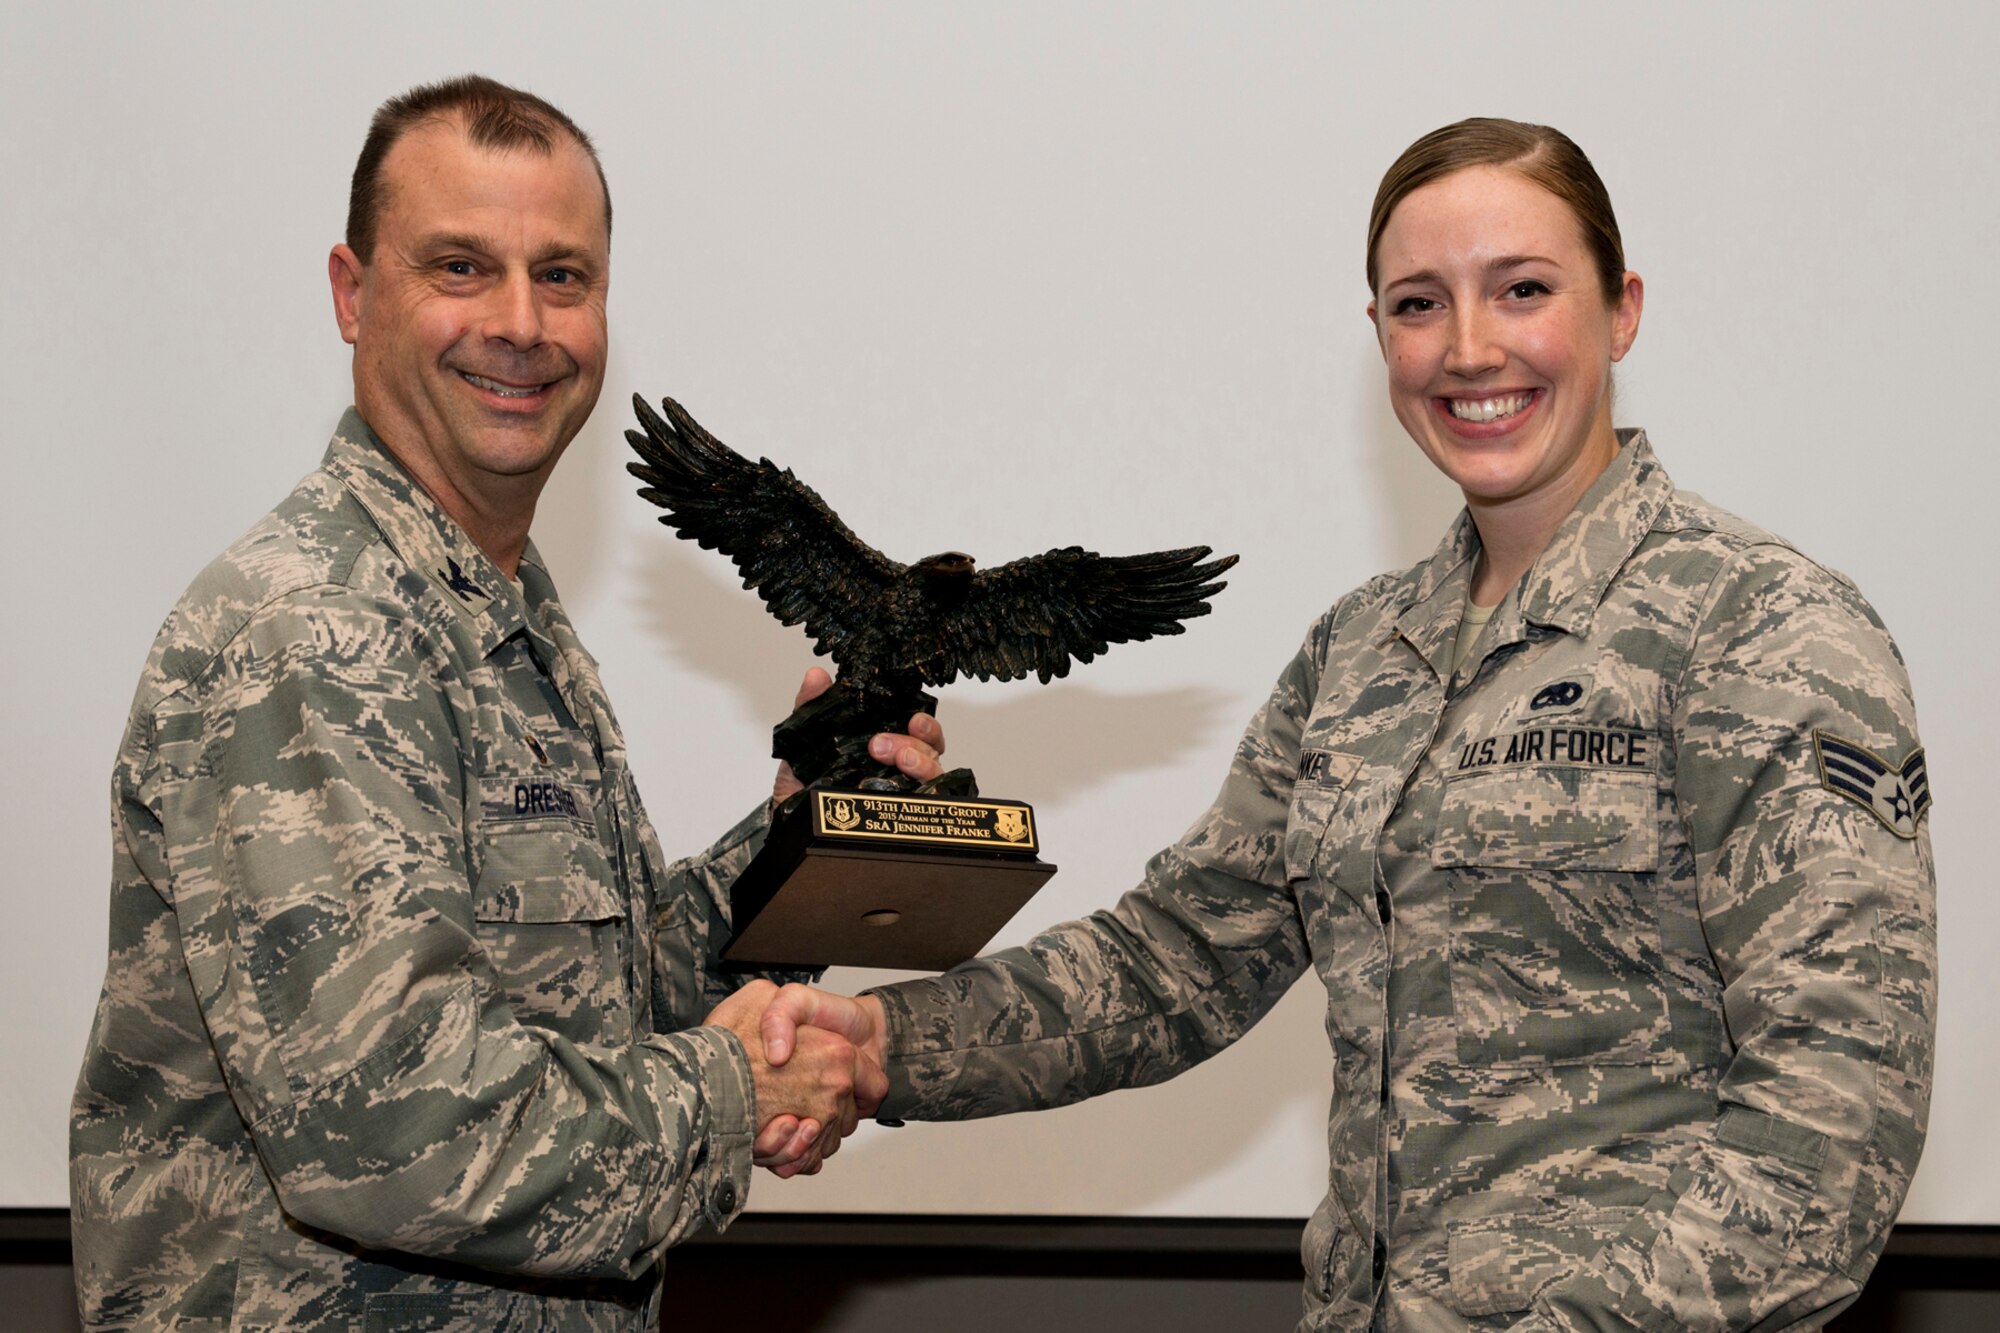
[1297,749,1363,790]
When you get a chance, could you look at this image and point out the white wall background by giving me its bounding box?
[4,3,1994,1224]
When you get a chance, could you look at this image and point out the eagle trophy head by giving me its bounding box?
[914,551,977,603]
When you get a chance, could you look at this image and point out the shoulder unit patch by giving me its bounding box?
[1813,731,1931,839]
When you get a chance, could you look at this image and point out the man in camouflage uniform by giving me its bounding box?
[770,431,1936,1330]
[69,76,936,1329]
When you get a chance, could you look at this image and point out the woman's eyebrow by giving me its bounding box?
[1489,254,1559,272]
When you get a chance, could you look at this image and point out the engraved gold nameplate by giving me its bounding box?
[723,789,1056,971]
[811,791,1038,851]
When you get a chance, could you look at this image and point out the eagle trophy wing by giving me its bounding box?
[924,546,1238,686]
[626,395,900,665]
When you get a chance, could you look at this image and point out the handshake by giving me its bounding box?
[706,980,890,1178]
[700,672,935,1176]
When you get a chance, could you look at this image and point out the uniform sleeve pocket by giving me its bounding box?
[1433,765,1659,872]
[1617,1110,1827,1320]
[1704,1105,1826,1251]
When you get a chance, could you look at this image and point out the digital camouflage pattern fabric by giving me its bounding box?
[72,411,802,1331]
[871,433,1936,1331]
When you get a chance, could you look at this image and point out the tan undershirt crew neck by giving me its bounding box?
[1452,594,1499,677]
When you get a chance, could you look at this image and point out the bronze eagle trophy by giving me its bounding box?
[626,393,1238,969]
[626,394,1237,794]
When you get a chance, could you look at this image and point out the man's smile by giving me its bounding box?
[458,370,553,399]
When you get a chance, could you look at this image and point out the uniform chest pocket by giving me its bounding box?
[1284,746,1366,885]
[472,825,627,1045]
[1432,764,1672,1066]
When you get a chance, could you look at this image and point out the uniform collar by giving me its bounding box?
[1392,429,1670,670]
[517,548,627,767]
[1516,428,1669,635]
[1392,512,1479,678]
[319,407,530,658]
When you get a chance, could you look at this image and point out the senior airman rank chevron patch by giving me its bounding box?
[1813,732,1930,839]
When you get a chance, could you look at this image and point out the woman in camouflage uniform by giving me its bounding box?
[778,118,1937,1332]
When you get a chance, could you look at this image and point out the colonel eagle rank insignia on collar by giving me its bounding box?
[430,555,494,617]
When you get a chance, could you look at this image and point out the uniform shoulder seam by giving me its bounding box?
[137,480,434,715]
[1333,565,1417,628]
[1307,567,1412,670]
[1673,538,1871,706]
[1656,491,1858,587]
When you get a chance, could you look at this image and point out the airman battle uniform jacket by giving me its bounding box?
[872,433,1936,1331]
[72,411,792,1331]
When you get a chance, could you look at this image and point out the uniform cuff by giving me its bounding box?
[862,977,957,1120]
[649,1024,756,1236]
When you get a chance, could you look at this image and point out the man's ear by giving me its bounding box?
[329,244,365,346]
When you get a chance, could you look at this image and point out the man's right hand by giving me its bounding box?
[706,980,887,1177]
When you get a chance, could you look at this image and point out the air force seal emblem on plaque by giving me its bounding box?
[1814,732,1931,839]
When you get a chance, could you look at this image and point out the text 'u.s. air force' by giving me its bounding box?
[1456,725,1652,772]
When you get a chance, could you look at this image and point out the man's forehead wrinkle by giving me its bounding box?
[368,109,604,252]
[379,189,606,271]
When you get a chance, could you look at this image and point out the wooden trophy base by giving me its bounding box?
[723,788,1057,971]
